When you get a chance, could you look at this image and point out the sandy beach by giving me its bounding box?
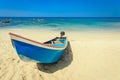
[0,29,120,80]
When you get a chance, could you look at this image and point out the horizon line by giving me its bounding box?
[0,16,120,18]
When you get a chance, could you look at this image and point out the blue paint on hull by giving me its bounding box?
[13,40,65,63]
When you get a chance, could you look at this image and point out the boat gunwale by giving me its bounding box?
[9,32,67,49]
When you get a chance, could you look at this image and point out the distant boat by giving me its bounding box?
[9,33,68,63]
[2,20,10,23]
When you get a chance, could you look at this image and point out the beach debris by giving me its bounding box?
[39,74,44,80]
[12,58,15,61]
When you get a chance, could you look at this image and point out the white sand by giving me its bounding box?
[0,29,120,80]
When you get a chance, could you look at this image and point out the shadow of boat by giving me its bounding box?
[36,41,73,73]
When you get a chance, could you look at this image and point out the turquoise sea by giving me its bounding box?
[0,17,120,31]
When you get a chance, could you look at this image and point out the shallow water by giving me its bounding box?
[0,17,120,32]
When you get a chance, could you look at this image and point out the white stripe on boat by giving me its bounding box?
[9,32,67,50]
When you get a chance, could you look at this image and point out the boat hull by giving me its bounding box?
[13,39,65,63]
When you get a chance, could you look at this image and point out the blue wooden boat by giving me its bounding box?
[9,32,68,63]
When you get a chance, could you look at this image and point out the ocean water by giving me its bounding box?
[0,17,120,31]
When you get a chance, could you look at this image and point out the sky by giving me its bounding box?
[0,0,120,17]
